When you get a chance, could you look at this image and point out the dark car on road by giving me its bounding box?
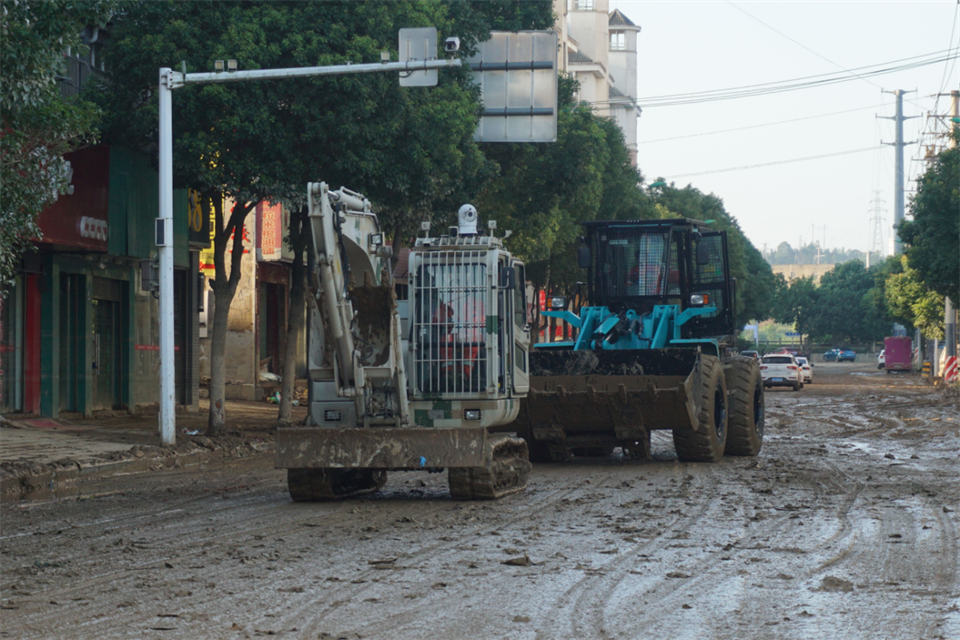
[824,348,856,362]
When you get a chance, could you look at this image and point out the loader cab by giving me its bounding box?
[583,219,735,338]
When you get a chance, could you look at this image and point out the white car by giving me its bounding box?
[760,354,803,391]
[795,356,813,384]
[877,349,886,369]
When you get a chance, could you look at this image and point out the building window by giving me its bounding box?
[574,0,594,11]
[610,32,625,50]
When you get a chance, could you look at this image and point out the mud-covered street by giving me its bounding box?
[2,363,958,640]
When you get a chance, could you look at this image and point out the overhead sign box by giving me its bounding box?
[469,31,558,143]
[399,27,438,87]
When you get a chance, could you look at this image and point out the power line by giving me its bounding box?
[727,1,885,92]
[637,50,958,107]
[638,103,885,144]
[662,146,879,179]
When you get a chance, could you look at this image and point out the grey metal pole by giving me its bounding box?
[893,90,904,255]
[946,298,956,361]
[158,68,176,444]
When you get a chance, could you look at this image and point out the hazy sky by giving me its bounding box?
[611,0,959,256]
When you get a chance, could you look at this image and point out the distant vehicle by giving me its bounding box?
[773,346,801,356]
[760,354,803,391]
[825,348,855,362]
[740,350,760,360]
[795,356,813,384]
[881,337,911,372]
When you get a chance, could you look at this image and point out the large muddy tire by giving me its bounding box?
[449,436,531,500]
[288,468,387,502]
[672,354,727,462]
[724,357,764,456]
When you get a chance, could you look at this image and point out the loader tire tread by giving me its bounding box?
[673,354,727,462]
[723,357,765,456]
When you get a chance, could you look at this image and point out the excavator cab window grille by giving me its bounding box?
[413,253,488,396]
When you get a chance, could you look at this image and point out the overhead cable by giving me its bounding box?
[661,146,879,179]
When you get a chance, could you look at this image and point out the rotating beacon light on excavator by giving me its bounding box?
[276,183,532,501]
[511,218,764,464]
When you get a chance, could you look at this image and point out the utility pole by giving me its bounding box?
[944,92,959,383]
[879,89,918,255]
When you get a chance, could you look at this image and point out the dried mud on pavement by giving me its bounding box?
[2,363,958,640]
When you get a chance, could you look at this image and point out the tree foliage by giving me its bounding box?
[647,183,777,326]
[772,273,817,344]
[885,255,945,340]
[476,78,646,295]
[0,0,114,291]
[805,260,889,344]
[899,128,960,304]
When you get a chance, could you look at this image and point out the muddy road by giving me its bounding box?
[2,363,958,639]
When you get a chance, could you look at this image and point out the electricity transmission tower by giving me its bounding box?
[867,191,886,268]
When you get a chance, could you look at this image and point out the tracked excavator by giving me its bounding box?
[509,218,764,463]
[277,183,532,500]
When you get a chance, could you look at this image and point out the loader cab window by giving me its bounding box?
[691,234,725,318]
[595,231,669,301]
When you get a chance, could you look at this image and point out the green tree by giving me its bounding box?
[885,256,945,340]
[773,274,818,347]
[0,0,114,291]
[899,128,960,304]
[647,183,776,326]
[475,75,646,300]
[806,260,888,344]
[93,0,551,432]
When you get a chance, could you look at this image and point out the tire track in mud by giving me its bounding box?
[2,470,471,638]
[532,465,756,639]
[3,468,621,640]
[285,468,629,638]
[585,451,858,640]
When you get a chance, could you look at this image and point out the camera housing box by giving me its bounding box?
[444,37,460,53]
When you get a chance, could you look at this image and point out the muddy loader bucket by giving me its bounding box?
[511,348,704,455]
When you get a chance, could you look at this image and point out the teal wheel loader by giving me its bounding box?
[509,218,764,463]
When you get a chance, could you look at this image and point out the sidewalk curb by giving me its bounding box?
[1,438,274,502]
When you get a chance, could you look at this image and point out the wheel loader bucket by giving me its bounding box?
[513,348,704,446]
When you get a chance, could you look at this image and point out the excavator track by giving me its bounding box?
[448,436,531,500]
[287,468,387,502]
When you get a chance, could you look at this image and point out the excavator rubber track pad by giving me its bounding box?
[448,436,531,500]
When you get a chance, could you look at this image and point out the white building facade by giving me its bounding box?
[554,0,641,165]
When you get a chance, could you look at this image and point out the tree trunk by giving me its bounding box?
[207,195,258,435]
[278,205,308,425]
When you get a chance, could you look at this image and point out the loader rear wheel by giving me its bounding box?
[449,436,531,500]
[724,357,764,456]
[287,468,387,502]
[672,354,727,462]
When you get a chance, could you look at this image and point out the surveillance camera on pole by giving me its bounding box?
[444,37,461,53]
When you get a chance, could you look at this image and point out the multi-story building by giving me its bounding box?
[554,0,642,165]
[0,32,204,418]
